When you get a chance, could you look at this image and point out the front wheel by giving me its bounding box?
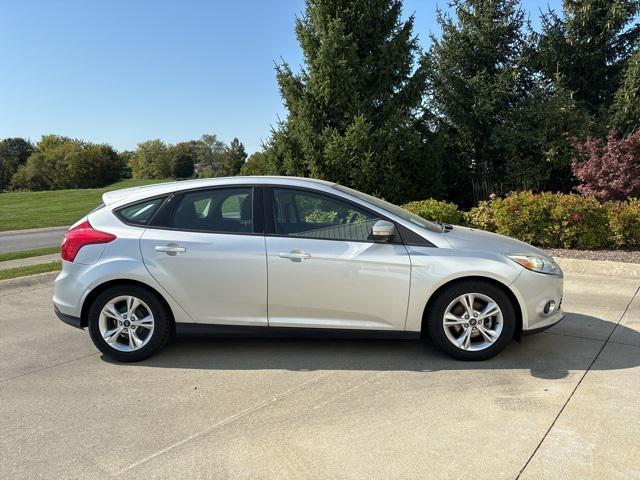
[88,285,172,362]
[426,281,516,361]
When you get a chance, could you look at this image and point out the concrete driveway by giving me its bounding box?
[1,266,639,479]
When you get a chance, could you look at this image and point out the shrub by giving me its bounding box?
[571,129,640,200]
[465,191,611,249]
[463,200,496,232]
[402,199,463,225]
[491,191,559,246]
[550,194,610,249]
[605,199,640,249]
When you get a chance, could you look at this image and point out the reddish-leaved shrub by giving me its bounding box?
[571,129,640,200]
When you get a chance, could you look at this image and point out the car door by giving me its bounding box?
[139,186,268,326]
[265,186,411,331]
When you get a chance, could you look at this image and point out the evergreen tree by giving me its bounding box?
[265,0,436,203]
[425,0,594,202]
[537,0,640,115]
[611,50,640,134]
[220,138,247,176]
[425,0,531,202]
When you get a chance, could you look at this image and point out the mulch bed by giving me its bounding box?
[545,248,640,264]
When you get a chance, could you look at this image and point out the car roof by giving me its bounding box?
[102,176,336,206]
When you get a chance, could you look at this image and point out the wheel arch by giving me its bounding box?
[80,279,176,329]
[420,276,523,340]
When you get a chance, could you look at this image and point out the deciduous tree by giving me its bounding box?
[0,137,34,190]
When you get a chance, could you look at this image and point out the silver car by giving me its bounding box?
[53,177,564,362]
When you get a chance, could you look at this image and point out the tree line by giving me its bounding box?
[263,0,640,205]
[0,134,267,191]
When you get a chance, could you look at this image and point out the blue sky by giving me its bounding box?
[0,0,561,154]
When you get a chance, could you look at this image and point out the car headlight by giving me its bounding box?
[506,254,561,275]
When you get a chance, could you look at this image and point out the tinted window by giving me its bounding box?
[172,188,253,233]
[272,188,379,242]
[117,197,165,226]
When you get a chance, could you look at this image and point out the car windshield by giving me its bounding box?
[333,184,443,233]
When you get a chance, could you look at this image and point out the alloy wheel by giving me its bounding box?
[98,295,155,352]
[442,293,503,352]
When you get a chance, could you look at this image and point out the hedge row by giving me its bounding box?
[402,191,640,250]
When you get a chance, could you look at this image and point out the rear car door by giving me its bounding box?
[264,186,411,331]
[139,186,268,326]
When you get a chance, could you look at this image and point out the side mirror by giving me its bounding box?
[371,220,396,243]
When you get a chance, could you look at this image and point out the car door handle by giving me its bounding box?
[279,250,311,261]
[155,244,186,253]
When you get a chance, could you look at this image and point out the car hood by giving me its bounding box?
[443,226,551,258]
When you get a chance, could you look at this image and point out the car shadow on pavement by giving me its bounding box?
[103,312,639,380]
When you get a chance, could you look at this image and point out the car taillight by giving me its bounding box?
[61,220,116,262]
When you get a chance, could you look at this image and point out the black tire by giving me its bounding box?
[88,284,172,362]
[426,280,516,361]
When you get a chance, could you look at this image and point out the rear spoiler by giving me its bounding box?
[102,187,140,206]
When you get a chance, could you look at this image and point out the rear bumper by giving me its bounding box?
[54,306,83,329]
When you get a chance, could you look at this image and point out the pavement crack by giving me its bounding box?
[115,370,334,476]
[516,284,640,479]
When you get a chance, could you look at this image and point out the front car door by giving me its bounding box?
[264,186,411,331]
[139,186,268,326]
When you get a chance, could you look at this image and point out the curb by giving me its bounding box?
[0,271,59,292]
[0,225,70,236]
[556,257,640,280]
[0,254,60,270]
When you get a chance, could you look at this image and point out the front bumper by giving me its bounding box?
[511,266,564,332]
[521,313,565,336]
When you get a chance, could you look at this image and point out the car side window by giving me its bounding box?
[172,188,253,233]
[272,188,379,242]
[116,197,166,226]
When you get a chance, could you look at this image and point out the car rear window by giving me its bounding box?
[116,197,166,226]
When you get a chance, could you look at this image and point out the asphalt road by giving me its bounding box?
[1,269,639,479]
[0,226,68,253]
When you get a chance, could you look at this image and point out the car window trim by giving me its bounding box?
[263,185,407,245]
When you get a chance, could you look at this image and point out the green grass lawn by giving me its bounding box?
[0,179,170,231]
[0,261,62,281]
[0,246,60,262]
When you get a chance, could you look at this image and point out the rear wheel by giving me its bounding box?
[88,285,172,362]
[426,281,516,360]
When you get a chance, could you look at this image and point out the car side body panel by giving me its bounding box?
[404,246,525,332]
[266,236,411,330]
